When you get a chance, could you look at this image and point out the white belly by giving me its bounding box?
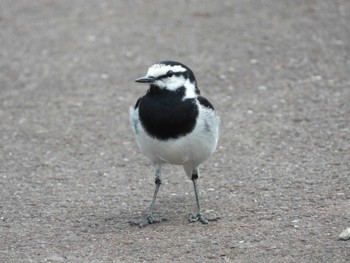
[130,104,219,167]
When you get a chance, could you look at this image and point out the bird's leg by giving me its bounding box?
[188,172,209,224]
[188,170,220,224]
[129,167,166,227]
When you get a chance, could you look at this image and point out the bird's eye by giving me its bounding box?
[167,70,174,77]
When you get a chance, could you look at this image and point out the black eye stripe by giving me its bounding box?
[155,71,185,80]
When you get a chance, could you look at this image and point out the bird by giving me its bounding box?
[129,61,219,227]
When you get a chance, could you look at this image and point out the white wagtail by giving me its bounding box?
[129,61,219,227]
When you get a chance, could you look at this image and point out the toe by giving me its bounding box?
[188,213,209,224]
[129,215,166,227]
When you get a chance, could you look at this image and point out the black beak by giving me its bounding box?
[135,76,155,83]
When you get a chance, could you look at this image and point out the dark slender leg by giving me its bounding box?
[129,167,166,227]
[188,171,220,224]
[146,176,161,221]
[188,172,209,224]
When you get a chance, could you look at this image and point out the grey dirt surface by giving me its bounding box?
[1,0,350,262]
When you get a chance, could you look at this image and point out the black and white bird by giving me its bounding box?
[129,61,219,227]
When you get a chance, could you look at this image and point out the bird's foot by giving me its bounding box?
[128,215,167,228]
[188,213,208,224]
[188,213,220,224]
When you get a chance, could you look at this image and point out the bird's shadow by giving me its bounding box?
[126,194,193,226]
[71,194,195,234]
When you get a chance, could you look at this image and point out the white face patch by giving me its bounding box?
[143,63,198,97]
[146,64,187,79]
[154,75,186,91]
[183,79,197,99]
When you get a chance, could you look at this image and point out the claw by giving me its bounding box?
[188,213,209,224]
[129,215,166,228]
[188,213,220,224]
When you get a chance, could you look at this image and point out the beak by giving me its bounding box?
[135,76,155,83]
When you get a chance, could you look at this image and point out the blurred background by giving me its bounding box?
[1,0,349,262]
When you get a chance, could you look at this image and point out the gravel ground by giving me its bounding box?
[1,0,349,262]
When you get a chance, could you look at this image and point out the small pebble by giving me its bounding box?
[88,35,96,42]
[219,74,226,80]
[258,85,267,91]
[100,73,109,79]
[339,228,350,240]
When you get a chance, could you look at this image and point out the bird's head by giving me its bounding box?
[135,61,200,97]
